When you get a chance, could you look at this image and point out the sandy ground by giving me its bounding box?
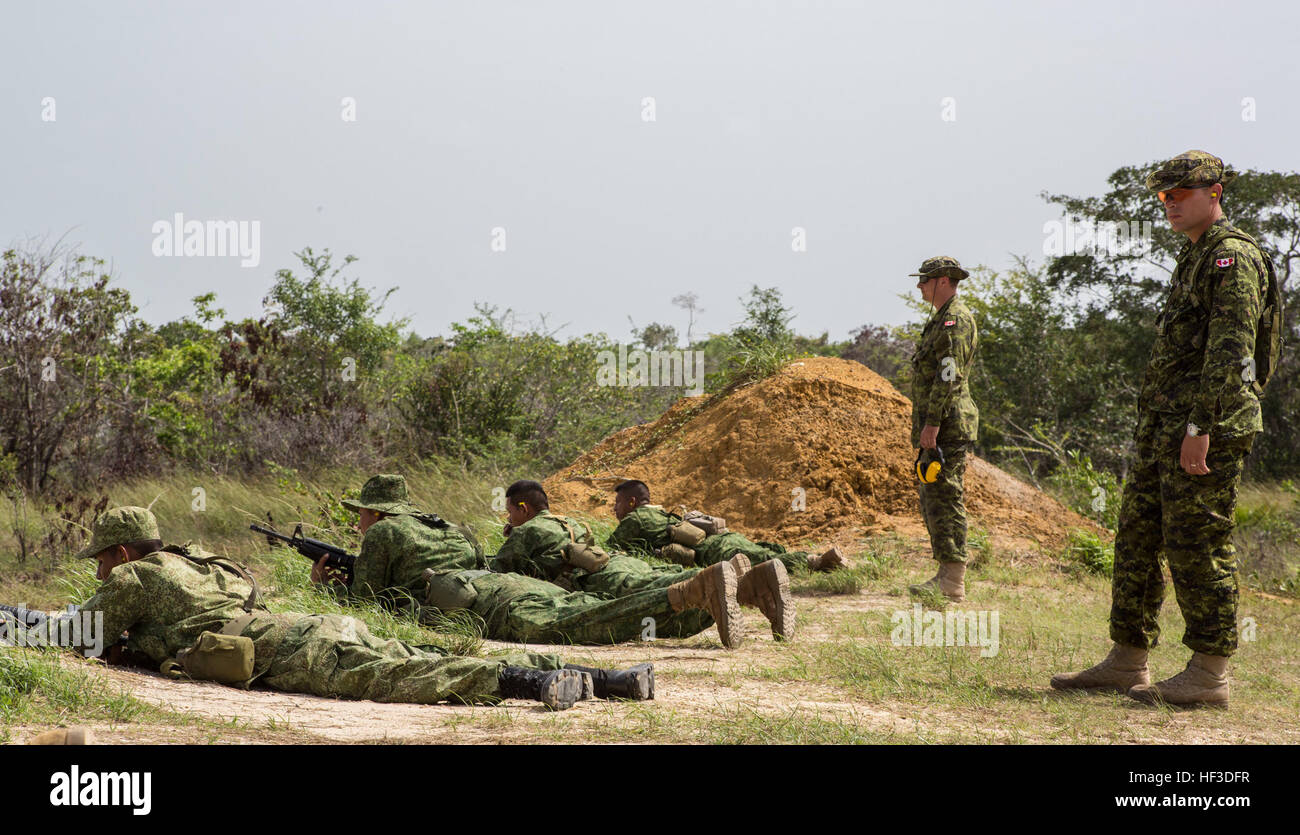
[11,559,1297,746]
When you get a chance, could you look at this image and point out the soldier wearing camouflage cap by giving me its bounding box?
[905,257,981,603]
[313,474,483,605]
[1053,151,1280,708]
[59,505,639,710]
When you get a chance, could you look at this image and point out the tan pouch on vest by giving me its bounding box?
[554,517,610,573]
[669,520,707,547]
[423,569,487,611]
[162,626,255,687]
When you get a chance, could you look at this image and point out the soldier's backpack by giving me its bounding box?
[677,508,728,537]
[1189,230,1284,395]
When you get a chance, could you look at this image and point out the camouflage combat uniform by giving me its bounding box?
[335,474,483,607]
[71,525,561,705]
[1110,154,1270,658]
[344,513,482,606]
[492,510,698,596]
[607,504,811,571]
[332,487,710,644]
[423,568,712,645]
[909,256,980,565]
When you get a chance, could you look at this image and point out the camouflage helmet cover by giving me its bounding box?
[909,255,969,281]
[1145,150,1238,192]
[73,506,161,559]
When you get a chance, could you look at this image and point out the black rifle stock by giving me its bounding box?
[250,523,357,584]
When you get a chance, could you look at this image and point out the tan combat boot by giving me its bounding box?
[727,553,752,583]
[806,546,851,572]
[908,561,966,602]
[28,727,94,745]
[667,562,743,648]
[1127,652,1229,708]
[658,544,697,567]
[735,558,796,640]
[1050,643,1150,693]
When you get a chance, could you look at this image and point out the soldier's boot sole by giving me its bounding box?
[668,562,743,648]
[811,546,851,572]
[728,553,752,583]
[737,559,796,641]
[537,669,586,711]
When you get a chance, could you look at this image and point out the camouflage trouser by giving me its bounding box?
[1109,426,1254,657]
[456,570,712,645]
[259,613,563,704]
[576,554,696,596]
[917,443,969,564]
[694,533,810,572]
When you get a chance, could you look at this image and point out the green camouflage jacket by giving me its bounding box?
[910,295,980,446]
[74,548,297,676]
[490,510,594,582]
[1141,218,1267,441]
[347,514,482,606]
[606,505,674,555]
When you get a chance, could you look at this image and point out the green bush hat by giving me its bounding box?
[74,506,161,560]
[1145,150,1238,193]
[341,474,422,515]
[909,256,969,281]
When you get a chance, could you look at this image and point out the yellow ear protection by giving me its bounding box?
[915,446,945,483]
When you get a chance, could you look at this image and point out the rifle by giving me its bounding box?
[249,523,357,584]
[0,603,133,662]
[0,602,59,628]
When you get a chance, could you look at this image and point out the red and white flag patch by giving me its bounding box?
[943,320,956,327]
[1215,257,1235,268]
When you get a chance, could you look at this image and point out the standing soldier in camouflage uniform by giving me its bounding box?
[490,480,794,642]
[606,480,850,573]
[905,256,980,602]
[59,506,632,710]
[1052,151,1279,708]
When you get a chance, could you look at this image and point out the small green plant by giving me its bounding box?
[967,527,993,570]
[1047,451,1120,531]
[1062,529,1114,577]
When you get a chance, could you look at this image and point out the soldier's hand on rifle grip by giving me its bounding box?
[310,554,347,585]
[1180,432,1212,476]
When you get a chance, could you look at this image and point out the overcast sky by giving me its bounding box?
[3,0,1297,344]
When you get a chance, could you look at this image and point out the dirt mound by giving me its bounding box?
[545,356,1102,550]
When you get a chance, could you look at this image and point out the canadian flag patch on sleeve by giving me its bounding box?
[944,320,956,327]
[1215,256,1235,268]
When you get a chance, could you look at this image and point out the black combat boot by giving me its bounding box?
[498,666,586,710]
[563,663,656,700]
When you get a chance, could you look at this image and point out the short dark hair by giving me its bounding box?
[614,480,651,503]
[123,539,163,559]
[505,480,549,510]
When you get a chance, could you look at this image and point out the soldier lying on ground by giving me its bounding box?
[310,474,739,660]
[56,505,650,710]
[490,480,794,642]
[606,480,850,574]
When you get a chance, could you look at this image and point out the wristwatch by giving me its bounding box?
[1186,422,1203,438]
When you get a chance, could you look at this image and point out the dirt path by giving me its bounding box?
[13,563,1297,745]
